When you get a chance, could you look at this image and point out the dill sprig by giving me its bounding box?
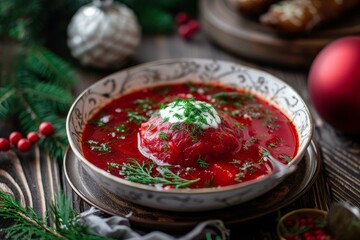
[0,191,115,240]
[120,159,200,189]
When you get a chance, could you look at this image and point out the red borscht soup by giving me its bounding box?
[81,82,299,189]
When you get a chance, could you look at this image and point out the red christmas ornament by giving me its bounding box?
[9,131,23,145]
[27,132,40,143]
[308,36,360,134]
[39,122,55,137]
[17,138,31,152]
[0,138,11,151]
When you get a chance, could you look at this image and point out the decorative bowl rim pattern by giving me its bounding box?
[66,58,314,194]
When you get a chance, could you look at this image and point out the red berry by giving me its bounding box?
[9,131,23,145]
[17,138,31,152]
[187,20,200,34]
[27,132,40,143]
[294,235,301,240]
[39,122,54,137]
[285,234,294,240]
[307,217,315,224]
[299,217,307,225]
[178,25,193,40]
[0,138,11,151]
[178,20,200,40]
[176,12,189,25]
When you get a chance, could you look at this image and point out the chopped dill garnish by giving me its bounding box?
[229,159,241,164]
[159,132,170,140]
[197,157,209,168]
[263,109,279,130]
[114,123,127,133]
[185,82,197,92]
[159,103,167,109]
[235,161,257,182]
[107,162,121,171]
[213,92,254,106]
[127,111,148,124]
[163,98,218,128]
[174,113,183,120]
[160,98,220,142]
[133,98,153,110]
[162,117,170,123]
[280,155,292,163]
[236,123,247,130]
[243,136,257,150]
[87,112,109,128]
[85,140,111,153]
[268,138,282,148]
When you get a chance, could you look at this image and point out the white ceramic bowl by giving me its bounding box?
[66,58,313,211]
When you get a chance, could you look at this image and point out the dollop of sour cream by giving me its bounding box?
[159,98,221,129]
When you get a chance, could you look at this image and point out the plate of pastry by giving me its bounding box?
[200,0,360,68]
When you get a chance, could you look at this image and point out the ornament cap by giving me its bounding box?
[93,0,113,9]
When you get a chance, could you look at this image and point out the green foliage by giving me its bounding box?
[0,0,43,42]
[0,46,77,161]
[0,86,16,119]
[137,7,174,34]
[0,0,90,43]
[0,191,116,240]
[20,47,76,89]
[117,0,198,34]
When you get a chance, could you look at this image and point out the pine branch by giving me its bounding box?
[0,0,43,42]
[0,86,16,119]
[24,82,73,113]
[0,191,117,240]
[16,103,68,161]
[0,191,64,239]
[0,45,77,161]
[21,47,76,89]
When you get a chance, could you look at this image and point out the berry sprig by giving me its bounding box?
[0,122,54,152]
[281,215,335,240]
[176,12,200,40]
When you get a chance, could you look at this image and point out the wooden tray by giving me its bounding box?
[200,0,360,68]
[64,141,320,231]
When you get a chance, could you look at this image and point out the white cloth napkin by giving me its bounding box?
[80,207,230,240]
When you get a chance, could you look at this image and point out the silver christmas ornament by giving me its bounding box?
[67,0,141,69]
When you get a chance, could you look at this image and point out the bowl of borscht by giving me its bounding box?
[66,58,313,211]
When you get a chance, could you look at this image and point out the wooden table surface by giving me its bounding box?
[1,30,359,239]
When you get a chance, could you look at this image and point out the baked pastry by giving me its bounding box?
[260,0,360,35]
[229,0,280,16]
